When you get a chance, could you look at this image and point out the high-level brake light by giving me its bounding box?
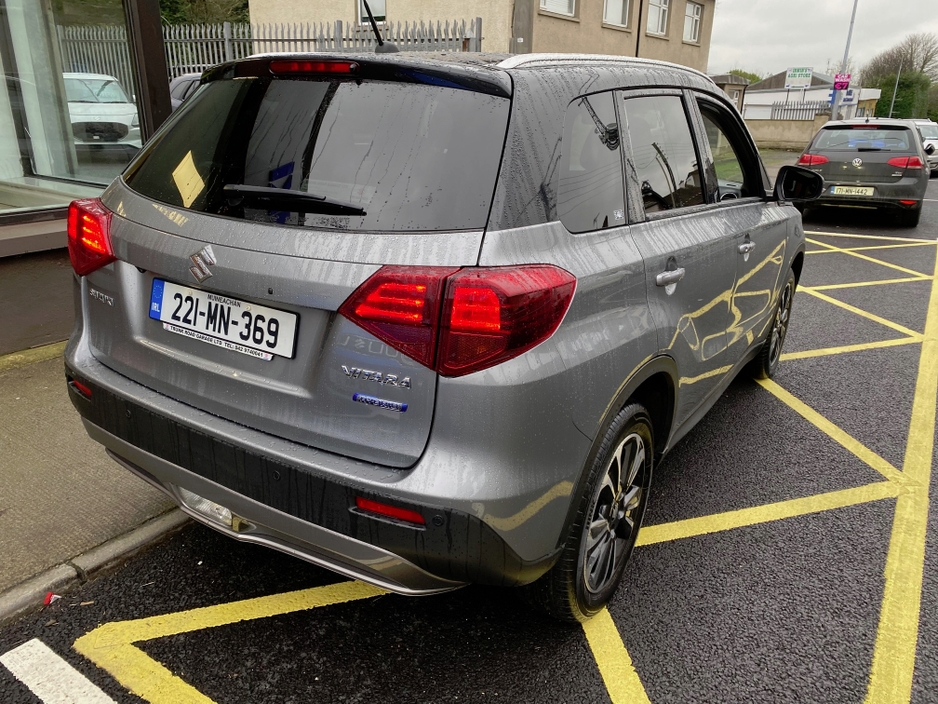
[339,265,576,377]
[269,60,359,75]
[67,198,115,276]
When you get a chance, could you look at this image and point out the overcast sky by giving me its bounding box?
[708,0,938,78]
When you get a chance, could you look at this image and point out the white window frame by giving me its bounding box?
[358,0,386,24]
[540,0,577,17]
[683,1,702,43]
[603,0,630,27]
[647,0,669,35]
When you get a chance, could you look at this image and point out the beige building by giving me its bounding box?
[249,0,715,71]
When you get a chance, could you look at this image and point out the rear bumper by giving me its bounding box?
[64,352,560,594]
[812,176,927,209]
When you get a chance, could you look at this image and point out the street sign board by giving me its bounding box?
[785,67,813,89]
[834,73,851,91]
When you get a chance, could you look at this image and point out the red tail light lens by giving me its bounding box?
[887,156,924,170]
[339,265,576,377]
[67,198,115,276]
[797,153,829,166]
[269,60,358,75]
[355,497,425,525]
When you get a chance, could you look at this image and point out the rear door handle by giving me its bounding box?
[738,242,756,254]
[656,268,686,286]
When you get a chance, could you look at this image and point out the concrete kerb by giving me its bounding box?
[0,509,189,627]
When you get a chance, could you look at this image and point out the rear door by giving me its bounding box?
[85,60,511,468]
[618,90,737,427]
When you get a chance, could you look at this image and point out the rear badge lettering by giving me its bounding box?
[89,288,114,306]
[352,393,408,413]
[342,365,411,389]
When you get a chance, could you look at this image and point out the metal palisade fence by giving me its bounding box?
[57,18,483,89]
[770,100,831,120]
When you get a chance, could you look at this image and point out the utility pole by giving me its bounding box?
[830,0,859,121]
[889,61,903,117]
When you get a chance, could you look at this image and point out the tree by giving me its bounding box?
[864,32,938,83]
[158,0,249,24]
[728,69,762,85]
[872,70,931,118]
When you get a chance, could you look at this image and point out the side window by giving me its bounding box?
[621,94,703,214]
[558,92,625,233]
[698,101,760,201]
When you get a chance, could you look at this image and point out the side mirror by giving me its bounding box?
[774,165,824,203]
[926,144,935,155]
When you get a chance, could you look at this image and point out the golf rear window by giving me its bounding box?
[812,126,912,151]
[124,77,510,232]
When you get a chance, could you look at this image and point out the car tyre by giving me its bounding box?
[522,403,653,622]
[750,269,796,380]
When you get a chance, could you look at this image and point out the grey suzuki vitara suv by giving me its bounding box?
[65,52,821,622]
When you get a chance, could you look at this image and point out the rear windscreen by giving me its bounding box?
[123,77,510,232]
[812,126,913,152]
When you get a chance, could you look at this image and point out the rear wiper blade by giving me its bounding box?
[222,184,366,216]
[857,147,884,152]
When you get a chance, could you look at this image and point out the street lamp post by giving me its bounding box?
[831,0,860,121]
[888,61,903,117]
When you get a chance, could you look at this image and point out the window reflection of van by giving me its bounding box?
[63,73,140,152]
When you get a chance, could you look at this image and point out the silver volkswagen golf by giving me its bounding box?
[65,52,821,622]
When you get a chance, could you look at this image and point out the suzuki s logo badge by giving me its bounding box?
[852,157,863,167]
[189,245,216,283]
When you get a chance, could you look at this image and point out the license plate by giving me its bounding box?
[831,186,874,196]
[149,279,297,360]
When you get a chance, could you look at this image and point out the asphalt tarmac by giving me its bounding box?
[1,183,937,704]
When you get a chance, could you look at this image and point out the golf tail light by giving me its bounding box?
[339,265,576,377]
[887,156,924,170]
[269,60,358,75]
[68,198,115,276]
[797,153,829,166]
[355,497,426,525]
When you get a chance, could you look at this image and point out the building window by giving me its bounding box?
[603,0,630,26]
[541,0,576,17]
[647,0,669,35]
[358,0,386,23]
[683,2,702,42]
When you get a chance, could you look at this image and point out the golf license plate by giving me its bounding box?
[149,279,297,360]
[831,186,874,196]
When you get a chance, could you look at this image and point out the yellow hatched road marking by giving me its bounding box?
[865,248,938,703]
[781,337,920,361]
[806,238,931,278]
[638,482,901,546]
[582,609,652,704]
[804,277,930,292]
[805,230,938,244]
[806,242,938,254]
[803,288,924,340]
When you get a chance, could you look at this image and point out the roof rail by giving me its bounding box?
[496,53,713,83]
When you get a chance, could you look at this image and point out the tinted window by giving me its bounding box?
[621,95,703,214]
[125,78,510,232]
[557,92,625,233]
[813,126,912,152]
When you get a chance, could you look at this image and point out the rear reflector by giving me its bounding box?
[355,497,426,525]
[67,199,115,276]
[797,153,829,166]
[899,200,919,206]
[69,379,93,399]
[269,60,358,75]
[339,265,576,377]
[887,156,924,170]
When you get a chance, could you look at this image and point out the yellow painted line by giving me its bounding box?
[865,247,938,703]
[582,609,652,704]
[803,277,929,292]
[805,230,938,244]
[806,238,931,278]
[803,289,924,340]
[638,482,900,546]
[804,242,937,254]
[757,378,906,483]
[74,582,385,704]
[781,337,920,361]
[0,341,67,374]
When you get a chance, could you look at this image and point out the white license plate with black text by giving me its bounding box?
[149,279,297,360]
[831,186,874,196]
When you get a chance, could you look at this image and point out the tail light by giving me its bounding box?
[269,60,358,74]
[797,154,829,166]
[67,199,115,276]
[887,156,924,170]
[339,265,576,377]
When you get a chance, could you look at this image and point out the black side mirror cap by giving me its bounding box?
[926,144,935,155]
[774,165,825,203]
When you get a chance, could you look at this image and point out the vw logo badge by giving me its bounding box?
[852,157,863,167]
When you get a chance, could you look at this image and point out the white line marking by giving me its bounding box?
[0,639,116,704]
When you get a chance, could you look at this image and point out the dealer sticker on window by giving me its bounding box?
[149,279,297,360]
